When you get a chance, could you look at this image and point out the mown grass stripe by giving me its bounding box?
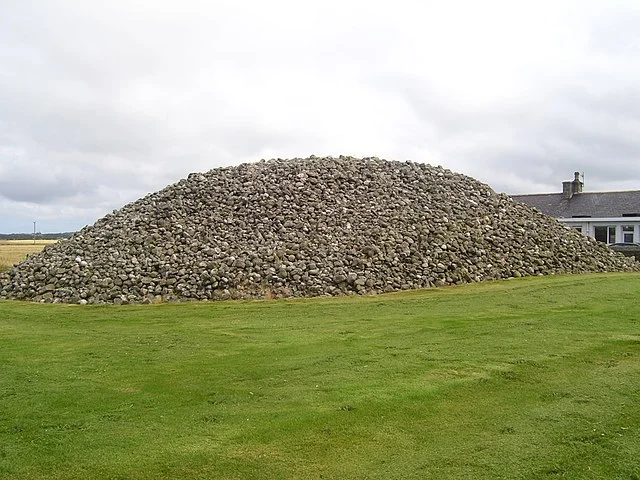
[1,273,639,479]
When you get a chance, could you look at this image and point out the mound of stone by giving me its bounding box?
[1,156,637,304]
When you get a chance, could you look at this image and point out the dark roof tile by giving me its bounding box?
[512,191,640,218]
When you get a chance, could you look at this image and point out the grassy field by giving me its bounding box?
[0,240,56,272]
[1,273,640,479]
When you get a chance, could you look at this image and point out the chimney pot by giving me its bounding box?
[563,171,584,199]
[572,172,583,195]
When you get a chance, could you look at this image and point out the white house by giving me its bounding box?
[512,172,640,245]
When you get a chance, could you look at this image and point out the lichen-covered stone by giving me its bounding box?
[1,156,637,304]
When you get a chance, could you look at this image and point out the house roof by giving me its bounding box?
[512,190,640,219]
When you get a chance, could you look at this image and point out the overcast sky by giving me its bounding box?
[1,0,640,233]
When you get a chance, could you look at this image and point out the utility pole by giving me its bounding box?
[33,221,36,245]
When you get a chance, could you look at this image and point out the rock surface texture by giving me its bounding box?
[1,156,638,304]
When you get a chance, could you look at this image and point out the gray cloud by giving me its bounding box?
[0,170,87,204]
[1,0,640,232]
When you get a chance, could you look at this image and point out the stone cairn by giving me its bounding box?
[1,156,638,304]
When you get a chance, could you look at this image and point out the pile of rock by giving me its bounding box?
[1,156,637,304]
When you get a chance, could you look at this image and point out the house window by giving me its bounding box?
[594,226,616,244]
[623,226,634,243]
[574,226,583,234]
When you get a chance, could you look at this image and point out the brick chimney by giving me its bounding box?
[562,171,583,200]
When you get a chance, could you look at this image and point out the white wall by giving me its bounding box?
[559,217,640,244]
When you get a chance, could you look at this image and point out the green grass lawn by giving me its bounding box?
[1,273,640,479]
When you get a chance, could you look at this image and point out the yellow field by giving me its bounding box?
[0,240,57,270]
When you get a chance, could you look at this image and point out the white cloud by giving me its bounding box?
[1,0,640,232]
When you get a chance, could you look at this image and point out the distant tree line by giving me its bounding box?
[0,232,75,240]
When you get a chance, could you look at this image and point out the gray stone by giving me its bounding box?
[0,156,637,304]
